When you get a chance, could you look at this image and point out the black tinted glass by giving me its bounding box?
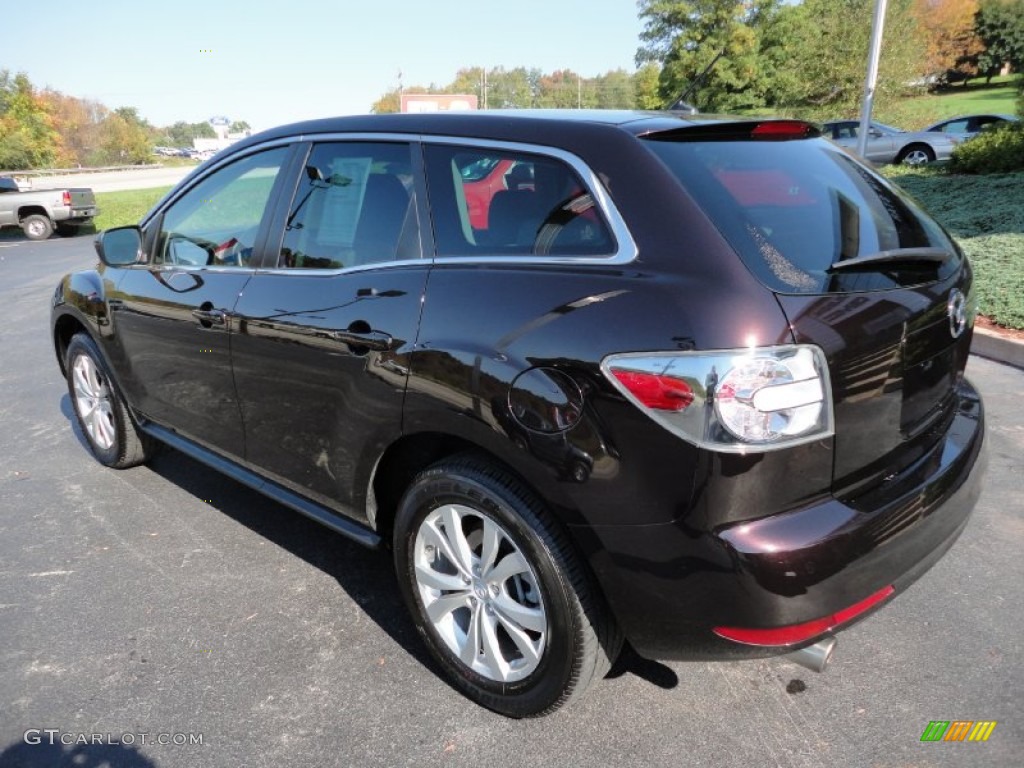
[424,144,615,258]
[157,147,287,267]
[280,142,418,269]
[643,137,960,293]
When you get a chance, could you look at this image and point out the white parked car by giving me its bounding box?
[822,120,959,165]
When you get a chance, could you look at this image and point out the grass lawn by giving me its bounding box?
[93,186,173,231]
[885,168,1024,330]
[876,75,1019,131]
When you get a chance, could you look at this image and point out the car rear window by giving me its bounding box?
[642,136,960,294]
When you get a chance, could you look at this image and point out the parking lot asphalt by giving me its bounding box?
[1,235,1021,768]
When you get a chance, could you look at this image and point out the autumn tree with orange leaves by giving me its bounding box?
[913,0,985,84]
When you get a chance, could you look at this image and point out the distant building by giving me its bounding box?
[400,94,478,113]
[193,116,251,152]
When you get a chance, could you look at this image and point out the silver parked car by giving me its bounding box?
[923,113,1019,140]
[822,120,959,165]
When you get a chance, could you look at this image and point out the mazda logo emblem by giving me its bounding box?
[947,289,967,339]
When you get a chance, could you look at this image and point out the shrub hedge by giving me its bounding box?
[949,123,1024,174]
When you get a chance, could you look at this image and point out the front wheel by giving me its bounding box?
[897,144,935,166]
[65,333,153,468]
[393,456,621,717]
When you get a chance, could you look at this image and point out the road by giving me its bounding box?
[16,166,194,193]
[0,236,1021,768]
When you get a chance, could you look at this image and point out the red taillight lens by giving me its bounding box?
[751,121,815,140]
[610,370,694,411]
[62,190,72,206]
[713,585,895,646]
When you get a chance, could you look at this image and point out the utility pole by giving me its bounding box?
[856,0,888,159]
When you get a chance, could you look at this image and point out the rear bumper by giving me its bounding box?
[582,377,985,660]
[66,206,97,222]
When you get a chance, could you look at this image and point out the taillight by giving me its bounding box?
[601,345,833,452]
[750,120,816,140]
[62,190,72,206]
[609,370,694,411]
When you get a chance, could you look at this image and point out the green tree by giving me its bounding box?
[161,121,216,146]
[636,0,780,112]
[764,0,926,117]
[594,69,636,108]
[633,62,665,108]
[96,107,152,164]
[370,89,401,114]
[0,70,61,169]
[229,120,251,133]
[975,0,1024,80]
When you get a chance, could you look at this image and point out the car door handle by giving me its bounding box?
[192,308,228,326]
[330,328,394,351]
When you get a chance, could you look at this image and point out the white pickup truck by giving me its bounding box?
[0,176,99,240]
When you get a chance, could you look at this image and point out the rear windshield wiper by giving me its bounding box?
[827,247,953,273]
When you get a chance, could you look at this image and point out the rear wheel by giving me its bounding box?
[393,456,621,717]
[897,144,935,166]
[66,333,153,468]
[22,214,53,241]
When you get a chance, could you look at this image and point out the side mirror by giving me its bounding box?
[95,226,143,266]
[868,128,883,138]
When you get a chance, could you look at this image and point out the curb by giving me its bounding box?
[971,326,1024,370]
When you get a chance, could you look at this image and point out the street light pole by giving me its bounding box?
[856,0,888,159]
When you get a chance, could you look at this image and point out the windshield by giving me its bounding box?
[643,136,960,294]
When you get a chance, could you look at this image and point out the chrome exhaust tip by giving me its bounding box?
[786,636,836,673]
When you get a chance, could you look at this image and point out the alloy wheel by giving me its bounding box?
[72,353,116,450]
[412,503,547,682]
[903,149,932,165]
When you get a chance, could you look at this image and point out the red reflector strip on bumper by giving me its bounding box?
[713,585,895,646]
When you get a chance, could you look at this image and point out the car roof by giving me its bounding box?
[927,113,1018,125]
[230,110,803,152]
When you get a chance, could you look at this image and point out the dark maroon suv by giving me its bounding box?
[51,111,985,717]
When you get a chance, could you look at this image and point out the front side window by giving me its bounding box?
[156,147,287,267]
[424,144,615,258]
[278,142,419,269]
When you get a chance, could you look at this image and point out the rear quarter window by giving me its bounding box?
[643,137,960,293]
[423,144,616,259]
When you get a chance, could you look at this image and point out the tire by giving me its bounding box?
[897,144,935,166]
[65,333,153,468]
[22,214,54,241]
[393,455,621,717]
[55,222,80,237]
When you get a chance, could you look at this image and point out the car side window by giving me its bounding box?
[278,142,420,269]
[424,144,615,258]
[939,119,970,134]
[155,147,288,267]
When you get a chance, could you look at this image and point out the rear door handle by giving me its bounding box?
[192,308,228,326]
[330,329,394,351]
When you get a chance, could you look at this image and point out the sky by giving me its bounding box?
[3,0,645,131]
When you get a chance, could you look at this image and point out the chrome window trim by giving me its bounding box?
[148,131,638,272]
[421,136,638,267]
[253,259,428,277]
